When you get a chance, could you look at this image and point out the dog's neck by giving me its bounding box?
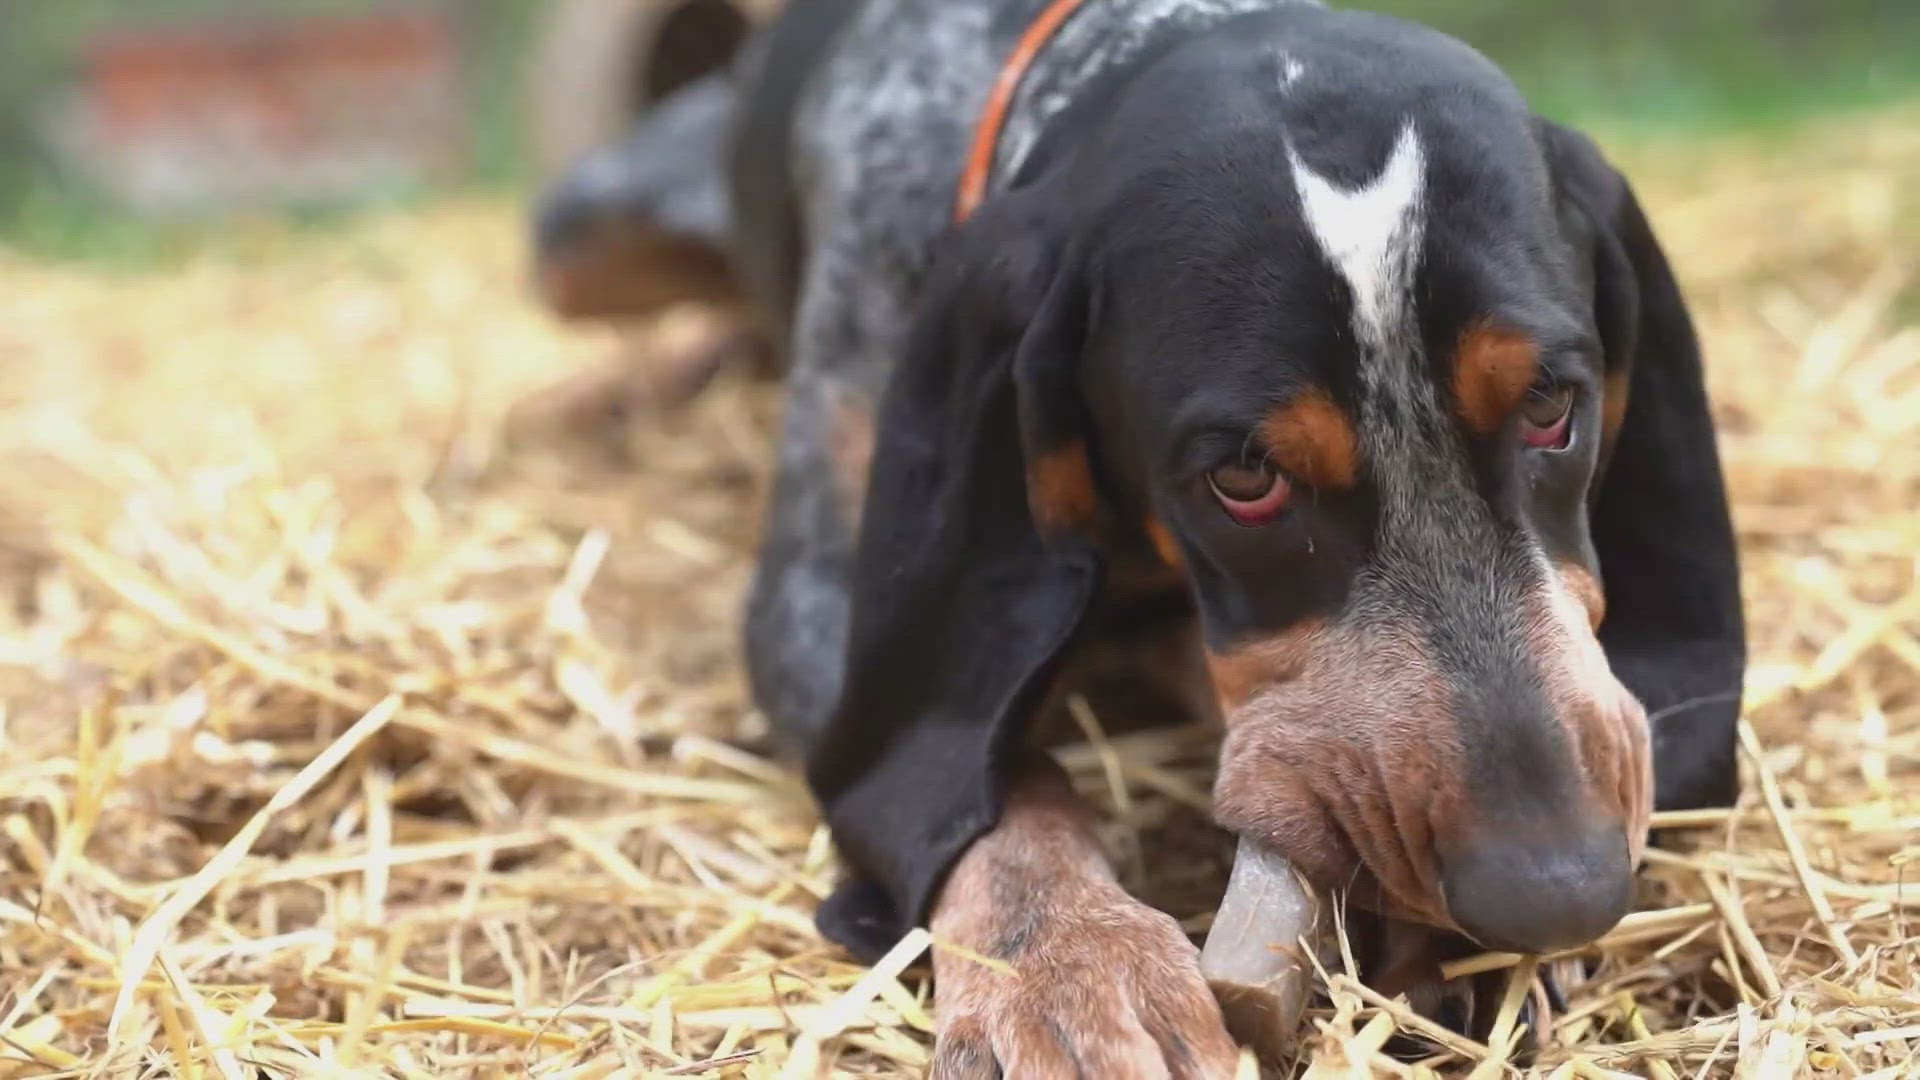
[989,0,1324,192]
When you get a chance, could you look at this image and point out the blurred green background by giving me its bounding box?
[3,0,1917,261]
[0,0,546,259]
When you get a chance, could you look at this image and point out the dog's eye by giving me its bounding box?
[1520,379,1575,451]
[1209,458,1291,526]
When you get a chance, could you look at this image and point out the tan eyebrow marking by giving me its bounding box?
[1260,388,1360,491]
[1452,320,1539,435]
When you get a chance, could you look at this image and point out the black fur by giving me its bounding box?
[807,196,1105,953]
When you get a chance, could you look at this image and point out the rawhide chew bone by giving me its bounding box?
[1200,839,1323,1062]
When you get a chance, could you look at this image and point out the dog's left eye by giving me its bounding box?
[1520,379,1575,450]
[1209,458,1292,526]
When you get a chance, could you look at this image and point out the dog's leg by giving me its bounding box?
[534,71,745,322]
[517,70,766,458]
[930,755,1241,1080]
[743,376,876,748]
[743,236,891,754]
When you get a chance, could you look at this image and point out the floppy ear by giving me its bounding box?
[1541,122,1746,813]
[805,197,1104,959]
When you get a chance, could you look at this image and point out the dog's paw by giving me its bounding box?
[930,881,1240,1079]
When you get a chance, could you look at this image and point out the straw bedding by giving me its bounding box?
[2,107,1916,1078]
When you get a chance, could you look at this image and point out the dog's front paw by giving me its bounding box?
[930,879,1240,1079]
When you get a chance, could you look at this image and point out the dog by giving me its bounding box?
[534,0,1747,1072]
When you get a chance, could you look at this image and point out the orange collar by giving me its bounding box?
[954,0,1095,222]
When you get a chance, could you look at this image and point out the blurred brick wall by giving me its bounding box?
[54,7,461,211]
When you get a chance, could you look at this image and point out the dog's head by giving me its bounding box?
[812,9,1742,958]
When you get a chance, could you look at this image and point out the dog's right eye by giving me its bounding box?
[1209,458,1291,527]
[1521,376,1576,451]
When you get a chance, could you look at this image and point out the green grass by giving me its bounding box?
[1372,0,1920,129]
[4,0,1917,263]
[0,0,541,263]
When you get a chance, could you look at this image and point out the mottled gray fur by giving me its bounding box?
[743,0,1322,749]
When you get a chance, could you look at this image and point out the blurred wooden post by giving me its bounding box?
[526,0,773,177]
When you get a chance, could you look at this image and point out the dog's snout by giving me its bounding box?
[1441,821,1632,954]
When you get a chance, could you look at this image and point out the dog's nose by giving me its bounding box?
[1441,822,1632,954]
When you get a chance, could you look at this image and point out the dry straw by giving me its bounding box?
[2,107,1917,1077]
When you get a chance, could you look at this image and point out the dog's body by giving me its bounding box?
[536,1,1747,1071]
[731,0,1312,757]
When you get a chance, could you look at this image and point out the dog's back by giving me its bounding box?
[724,0,869,343]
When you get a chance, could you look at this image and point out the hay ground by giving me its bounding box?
[2,106,1917,1079]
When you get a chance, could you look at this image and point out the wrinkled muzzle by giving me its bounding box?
[1206,566,1652,955]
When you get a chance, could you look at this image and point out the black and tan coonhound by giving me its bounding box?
[534,0,1746,1072]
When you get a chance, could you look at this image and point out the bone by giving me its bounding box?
[1201,839,1323,1063]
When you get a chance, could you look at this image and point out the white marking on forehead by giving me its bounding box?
[1288,122,1459,550]
[1287,122,1426,352]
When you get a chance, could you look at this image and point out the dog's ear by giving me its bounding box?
[806,195,1104,958]
[1540,121,1746,812]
